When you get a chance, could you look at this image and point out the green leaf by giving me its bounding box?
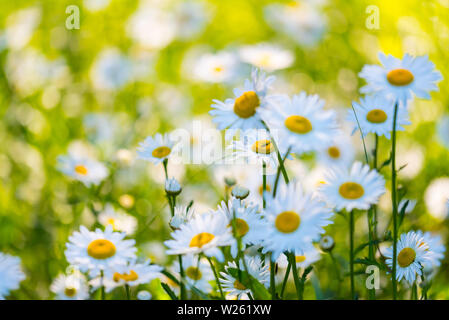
[227,267,271,300]
[161,283,178,300]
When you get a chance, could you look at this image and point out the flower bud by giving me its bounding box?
[224,176,237,187]
[231,185,250,200]
[319,235,335,252]
[165,177,182,196]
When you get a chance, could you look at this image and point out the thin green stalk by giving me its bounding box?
[287,252,303,300]
[207,256,225,299]
[349,210,355,300]
[411,282,418,300]
[391,102,399,300]
[125,284,130,300]
[100,270,105,300]
[273,147,291,197]
[262,162,267,209]
[162,158,169,180]
[270,258,276,299]
[280,263,291,298]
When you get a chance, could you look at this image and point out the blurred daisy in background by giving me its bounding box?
[316,132,354,169]
[4,6,41,51]
[57,154,109,187]
[190,51,239,83]
[349,94,410,139]
[137,133,177,165]
[98,204,138,235]
[264,1,327,47]
[50,271,89,300]
[173,254,214,293]
[359,52,443,105]
[215,198,265,257]
[174,0,210,40]
[90,48,133,91]
[262,181,334,260]
[0,253,26,300]
[277,245,321,269]
[424,177,449,221]
[83,0,111,12]
[109,259,162,289]
[261,92,338,155]
[65,225,136,277]
[437,115,449,149]
[384,231,432,284]
[210,68,277,131]
[220,256,269,299]
[228,129,279,170]
[164,212,234,262]
[319,161,385,211]
[239,43,294,72]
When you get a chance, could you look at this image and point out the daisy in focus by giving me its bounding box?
[65,225,136,277]
[50,271,89,300]
[98,204,138,235]
[239,43,294,72]
[220,256,269,299]
[319,161,385,211]
[164,212,234,262]
[173,254,214,293]
[210,68,277,131]
[215,198,266,257]
[137,133,177,164]
[359,52,443,105]
[262,181,334,260]
[57,154,109,187]
[384,231,432,284]
[261,92,339,155]
[349,94,410,139]
[0,253,26,300]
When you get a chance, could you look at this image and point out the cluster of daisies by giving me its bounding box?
[0,52,445,300]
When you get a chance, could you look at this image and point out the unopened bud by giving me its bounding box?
[231,185,249,200]
[319,235,335,252]
[165,177,182,196]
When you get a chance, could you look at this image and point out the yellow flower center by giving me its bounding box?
[327,146,340,159]
[113,270,139,282]
[366,109,388,123]
[285,115,312,134]
[75,165,88,176]
[233,280,247,290]
[295,255,306,263]
[230,218,249,237]
[258,184,271,196]
[64,287,77,297]
[339,182,365,200]
[233,91,260,119]
[106,218,116,230]
[397,247,416,268]
[213,66,223,73]
[186,266,202,280]
[87,239,117,260]
[275,211,301,233]
[189,232,215,248]
[251,139,273,154]
[387,68,414,86]
[152,146,171,159]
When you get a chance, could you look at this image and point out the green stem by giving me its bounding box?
[411,282,418,300]
[280,263,291,298]
[270,258,276,299]
[125,284,130,300]
[287,252,302,300]
[391,102,399,300]
[349,210,355,300]
[100,270,105,300]
[262,162,267,209]
[207,256,225,299]
[273,147,291,197]
[162,158,169,180]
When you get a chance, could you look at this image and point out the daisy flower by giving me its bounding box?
[0,253,26,300]
[191,51,239,83]
[220,256,269,299]
[65,225,137,277]
[170,205,196,230]
[50,272,89,300]
[415,231,446,269]
[349,95,410,139]
[105,259,162,291]
[215,198,266,257]
[316,132,354,169]
[164,212,234,262]
[137,133,177,164]
[57,154,109,187]
[239,43,294,72]
[173,254,214,293]
[228,129,279,170]
[384,231,432,284]
[261,92,339,155]
[319,161,385,211]
[359,52,443,105]
[262,181,334,260]
[98,204,138,235]
[277,246,321,269]
[210,68,277,132]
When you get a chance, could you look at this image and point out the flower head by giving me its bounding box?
[0,253,26,300]
[57,155,109,187]
[50,271,89,300]
[137,133,177,164]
